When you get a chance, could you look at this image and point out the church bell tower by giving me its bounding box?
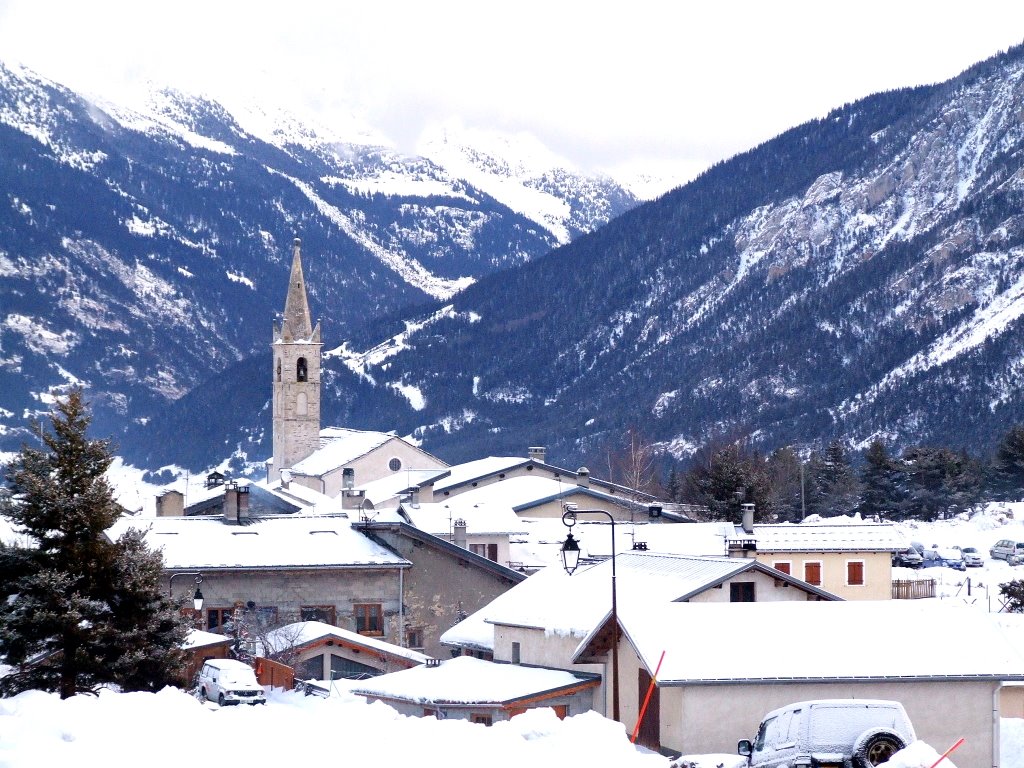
[271,238,322,482]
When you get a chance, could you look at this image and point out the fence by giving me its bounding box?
[254,656,294,690]
[892,578,936,600]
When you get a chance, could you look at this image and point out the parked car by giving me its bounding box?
[737,699,915,768]
[892,548,923,568]
[957,546,984,567]
[989,539,1024,565]
[921,548,966,571]
[196,658,266,706]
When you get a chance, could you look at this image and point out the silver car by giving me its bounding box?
[738,699,915,767]
[957,546,984,567]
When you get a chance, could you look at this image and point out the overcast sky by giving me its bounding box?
[2,1,1024,185]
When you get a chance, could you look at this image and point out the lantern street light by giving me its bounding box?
[168,571,205,611]
[560,503,619,722]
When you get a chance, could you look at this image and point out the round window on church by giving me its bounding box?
[389,458,402,472]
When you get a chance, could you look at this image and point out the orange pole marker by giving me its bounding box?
[927,737,965,768]
[630,650,665,744]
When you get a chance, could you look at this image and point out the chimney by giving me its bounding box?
[528,446,546,463]
[410,486,420,508]
[453,518,467,550]
[741,503,755,535]
[576,466,590,488]
[155,490,184,517]
[281,469,292,490]
[224,482,239,524]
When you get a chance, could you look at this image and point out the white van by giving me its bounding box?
[197,659,266,706]
[738,699,915,767]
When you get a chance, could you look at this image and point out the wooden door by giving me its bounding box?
[637,667,660,752]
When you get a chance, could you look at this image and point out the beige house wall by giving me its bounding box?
[753,550,892,600]
[685,570,828,603]
[295,440,447,498]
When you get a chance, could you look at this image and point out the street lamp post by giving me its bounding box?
[168,571,205,611]
[560,503,619,722]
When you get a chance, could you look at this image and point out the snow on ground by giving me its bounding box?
[0,686,666,768]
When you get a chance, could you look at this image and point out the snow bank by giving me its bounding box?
[0,686,668,768]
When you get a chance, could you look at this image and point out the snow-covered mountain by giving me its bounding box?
[313,43,1024,467]
[0,60,639,457]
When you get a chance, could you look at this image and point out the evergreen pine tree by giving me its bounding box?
[992,424,1024,501]
[0,390,189,698]
[858,440,905,519]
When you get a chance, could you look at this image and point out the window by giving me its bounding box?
[804,561,822,586]
[354,603,383,636]
[773,561,791,575]
[276,359,282,382]
[847,560,865,586]
[207,607,236,634]
[296,357,308,382]
[388,457,402,471]
[300,605,337,625]
[730,581,755,602]
[470,714,493,726]
[406,627,424,650]
[470,543,498,561]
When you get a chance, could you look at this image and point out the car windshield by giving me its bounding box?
[962,547,977,554]
[221,672,253,685]
[807,705,899,749]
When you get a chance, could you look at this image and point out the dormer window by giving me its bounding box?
[297,357,308,382]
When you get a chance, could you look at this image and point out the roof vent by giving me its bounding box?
[426,658,441,668]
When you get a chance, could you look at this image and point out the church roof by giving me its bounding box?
[276,238,320,343]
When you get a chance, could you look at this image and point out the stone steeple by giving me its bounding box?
[276,238,320,344]
[271,238,322,482]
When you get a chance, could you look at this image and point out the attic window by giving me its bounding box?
[154,532,179,535]
[231,531,258,536]
[309,530,338,536]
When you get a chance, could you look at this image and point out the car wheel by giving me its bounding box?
[218,692,225,706]
[854,731,905,766]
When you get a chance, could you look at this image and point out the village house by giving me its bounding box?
[439,551,839,717]
[573,600,1024,766]
[725,505,912,600]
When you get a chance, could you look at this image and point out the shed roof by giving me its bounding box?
[741,522,911,552]
[262,621,430,665]
[350,655,597,706]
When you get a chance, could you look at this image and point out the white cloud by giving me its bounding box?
[1,0,1023,183]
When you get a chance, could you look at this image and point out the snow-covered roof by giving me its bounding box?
[108,514,410,570]
[289,428,398,476]
[440,552,782,650]
[350,655,596,705]
[601,601,1024,683]
[262,621,430,665]
[432,457,531,491]
[183,629,232,650]
[403,500,528,536]
[355,468,450,507]
[743,522,911,552]
[436,475,642,514]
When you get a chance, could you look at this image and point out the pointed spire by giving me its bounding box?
[282,238,314,341]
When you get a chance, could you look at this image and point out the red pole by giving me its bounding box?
[630,650,666,744]
[927,737,965,768]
